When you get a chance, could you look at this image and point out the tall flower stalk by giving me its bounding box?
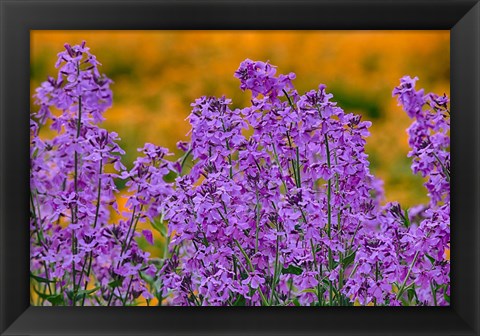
[30,42,154,306]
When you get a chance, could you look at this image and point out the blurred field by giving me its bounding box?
[30,30,450,208]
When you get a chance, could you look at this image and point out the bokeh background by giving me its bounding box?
[30,30,450,209]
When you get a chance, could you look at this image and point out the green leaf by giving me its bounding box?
[443,286,450,303]
[66,290,74,301]
[46,294,64,306]
[139,270,156,284]
[406,287,418,305]
[425,254,436,265]
[281,265,303,275]
[233,295,246,306]
[321,278,331,287]
[76,286,100,297]
[407,288,415,302]
[342,250,357,268]
[292,298,301,306]
[399,294,411,306]
[108,279,123,288]
[32,286,64,306]
[30,272,56,284]
[151,218,167,236]
[32,286,52,300]
[403,209,410,228]
[240,272,248,281]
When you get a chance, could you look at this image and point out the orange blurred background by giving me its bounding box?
[30,30,450,208]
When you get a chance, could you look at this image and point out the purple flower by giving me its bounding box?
[31,49,450,306]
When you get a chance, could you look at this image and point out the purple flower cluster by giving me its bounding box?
[30,44,450,306]
[30,42,154,306]
[158,61,449,306]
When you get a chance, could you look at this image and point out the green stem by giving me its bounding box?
[30,193,54,297]
[234,240,255,276]
[80,159,103,305]
[432,152,450,182]
[333,152,344,295]
[157,281,164,306]
[233,239,269,306]
[325,134,332,239]
[30,193,45,243]
[396,250,420,300]
[221,121,234,179]
[324,134,334,305]
[122,206,138,254]
[179,148,193,175]
[92,159,103,229]
[310,239,323,304]
[286,129,300,188]
[255,187,261,253]
[124,210,142,256]
[295,147,301,187]
[270,135,289,192]
[122,276,134,306]
[107,203,142,306]
[430,281,437,306]
[269,231,280,305]
[80,254,93,306]
[282,89,294,109]
[71,93,82,306]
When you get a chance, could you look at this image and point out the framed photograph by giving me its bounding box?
[1,0,479,335]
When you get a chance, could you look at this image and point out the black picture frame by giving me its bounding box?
[1,0,479,335]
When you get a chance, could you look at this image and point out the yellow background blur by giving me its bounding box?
[30,30,450,208]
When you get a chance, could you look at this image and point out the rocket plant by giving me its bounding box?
[30,42,450,306]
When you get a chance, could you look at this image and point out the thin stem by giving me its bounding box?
[80,159,103,305]
[269,135,289,192]
[333,151,345,295]
[234,240,255,274]
[295,147,301,187]
[185,197,209,248]
[325,134,332,239]
[284,119,325,305]
[286,129,300,188]
[106,287,117,306]
[282,90,301,189]
[324,133,334,305]
[107,203,142,306]
[282,89,294,109]
[122,276,134,306]
[122,206,138,254]
[124,211,142,254]
[92,159,103,229]
[432,152,450,182]
[269,225,280,305]
[255,187,260,253]
[310,239,323,304]
[396,250,420,300]
[30,192,45,243]
[80,255,93,306]
[430,281,438,306]
[179,148,193,175]
[233,239,269,306]
[221,121,234,179]
[30,191,54,297]
[72,96,82,306]
[71,68,82,304]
